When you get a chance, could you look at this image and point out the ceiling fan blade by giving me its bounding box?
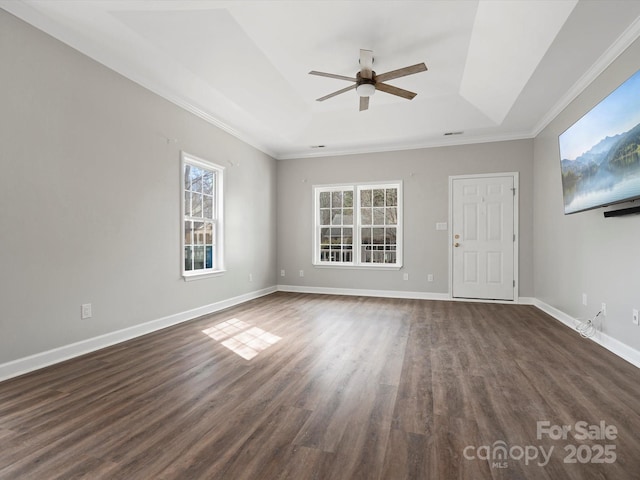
[359,96,369,111]
[309,71,357,82]
[359,49,374,79]
[376,82,417,100]
[375,63,427,83]
[316,84,357,102]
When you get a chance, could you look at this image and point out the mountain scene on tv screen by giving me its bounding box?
[561,121,640,212]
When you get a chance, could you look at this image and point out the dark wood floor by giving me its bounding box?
[1,293,639,479]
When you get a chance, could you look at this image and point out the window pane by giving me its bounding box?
[191,192,203,217]
[386,227,397,245]
[203,195,213,219]
[203,171,214,195]
[343,190,353,207]
[184,191,191,216]
[330,228,341,244]
[320,210,331,226]
[360,189,372,207]
[386,207,397,225]
[206,246,213,269]
[373,189,385,206]
[343,208,353,224]
[343,227,353,245]
[320,227,330,245]
[386,188,398,206]
[184,221,193,244]
[332,191,342,207]
[184,246,193,271]
[184,164,192,190]
[194,221,205,245]
[205,222,213,244]
[320,191,330,208]
[385,251,397,264]
[361,208,372,225]
[361,228,371,244]
[361,246,371,263]
[190,166,203,193]
[194,246,205,270]
[331,208,342,225]
[373,208,385,225]
[372,227,385,244]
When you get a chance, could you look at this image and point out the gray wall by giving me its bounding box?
[277,140,534,297]
[0,11,277,364]
[534,37,640,352]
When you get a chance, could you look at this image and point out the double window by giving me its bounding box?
[313,182,402,267]
[181,152,224,279]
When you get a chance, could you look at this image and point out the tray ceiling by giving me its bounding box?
[4,0,640,159]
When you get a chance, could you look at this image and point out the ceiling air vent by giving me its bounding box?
[444,131,464,136]
[310,145,326,149]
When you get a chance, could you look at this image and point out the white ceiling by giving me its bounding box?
[4,0,640,159]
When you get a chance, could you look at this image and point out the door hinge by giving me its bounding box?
[511,187,516,196]
[513,280,516,287]
[513,234,516,242]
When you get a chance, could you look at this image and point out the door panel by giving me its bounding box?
[452,175,515,300]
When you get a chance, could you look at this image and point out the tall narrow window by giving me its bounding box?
[182,152,224,279]
[313,182,402,268]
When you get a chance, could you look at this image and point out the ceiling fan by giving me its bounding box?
[309,49,427,111]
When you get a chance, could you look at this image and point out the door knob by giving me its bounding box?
[454,242,460,247]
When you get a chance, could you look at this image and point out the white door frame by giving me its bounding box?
[448,172,519,302]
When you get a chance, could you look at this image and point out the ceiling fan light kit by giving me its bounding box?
[356,82,376,97]
[310,49,427,111]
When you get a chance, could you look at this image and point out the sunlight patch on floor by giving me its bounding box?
[202,318,281,360]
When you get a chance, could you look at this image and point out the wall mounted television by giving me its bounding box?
[559,68,640,214]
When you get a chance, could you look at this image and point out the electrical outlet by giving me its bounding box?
[280,269,285,277]
[299,270,304,277]
[582,293,588,306]
[633,309,639,326]
[81,303,92,319]
[403,273,409,281]
[601,303,606,316]
[427,274,434,282]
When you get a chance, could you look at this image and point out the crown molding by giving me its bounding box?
[532,14,640,137]
[275,130,534,160]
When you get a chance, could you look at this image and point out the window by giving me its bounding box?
[182,152,224,279]
[314,182,402,268]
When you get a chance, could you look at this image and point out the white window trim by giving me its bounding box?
[312,181,403,269]
[181,151,225,280]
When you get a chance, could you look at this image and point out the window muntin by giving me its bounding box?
[182,153,224,278]
[314,182,402,268]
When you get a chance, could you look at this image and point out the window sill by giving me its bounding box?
[183,270,226,282]
[313,263,402,271]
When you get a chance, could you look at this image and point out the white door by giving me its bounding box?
[451,174,516,301]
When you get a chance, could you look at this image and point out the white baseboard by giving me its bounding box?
[0,286,277,382]
[532,299,640,369]
[3,287,637,382]
[278,285,536,306]
[277,284,450,301]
